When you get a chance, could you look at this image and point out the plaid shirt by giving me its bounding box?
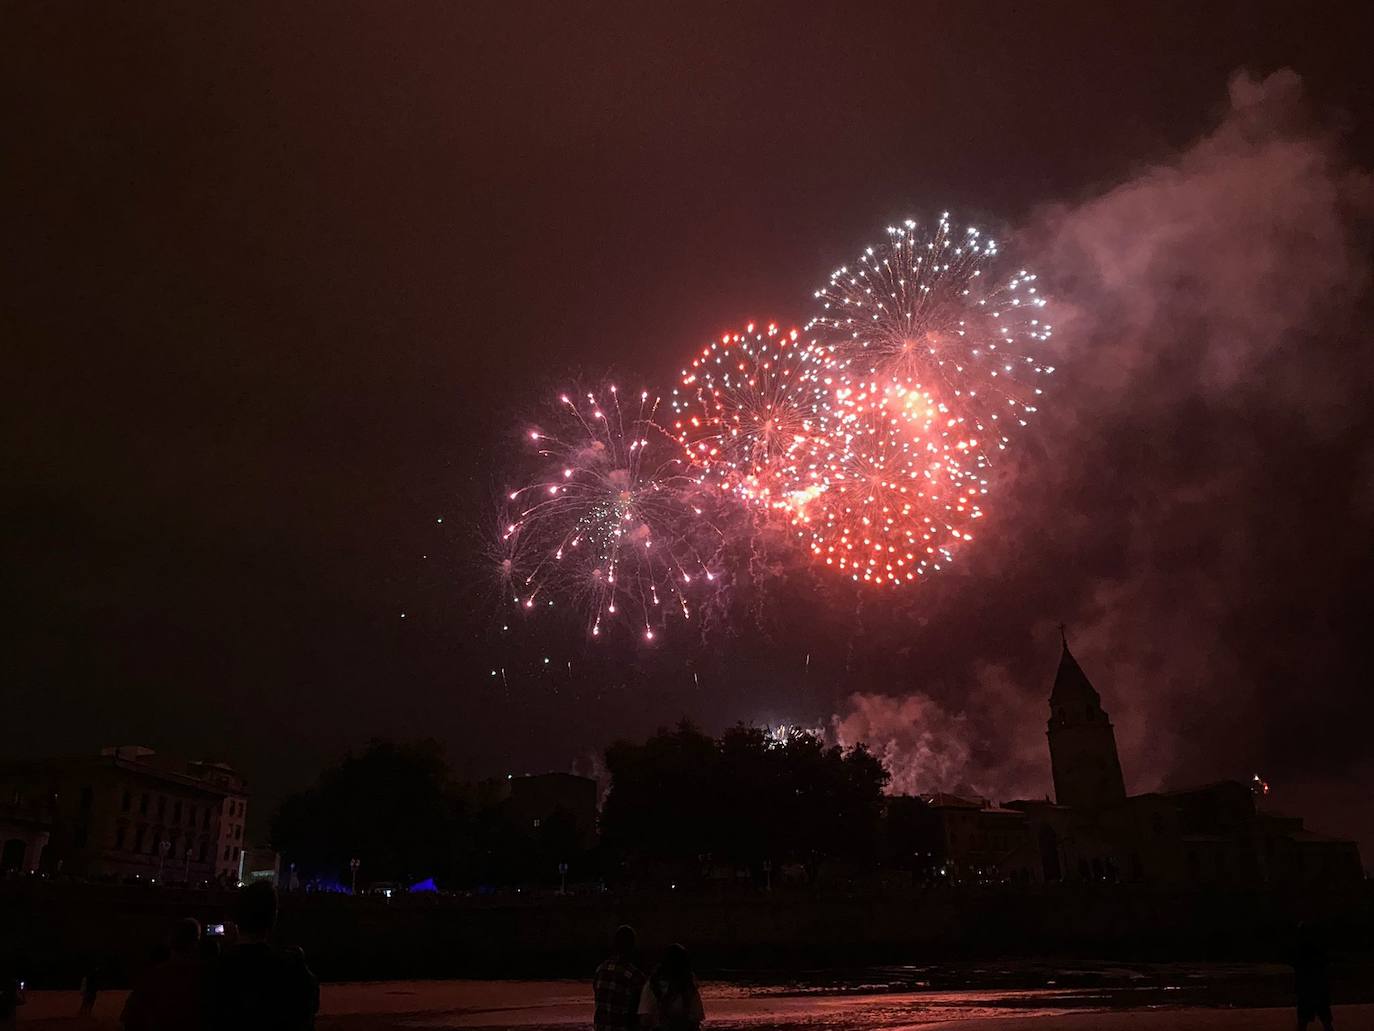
[593,958,645,1031]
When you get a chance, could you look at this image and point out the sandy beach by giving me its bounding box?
[14,980,1371,1030]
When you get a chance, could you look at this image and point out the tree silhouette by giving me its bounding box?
[601,721,889,881]
[271,739,465,886]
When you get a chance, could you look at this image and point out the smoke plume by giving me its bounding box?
[831,69,1374,846]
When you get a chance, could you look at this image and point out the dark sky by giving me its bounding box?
[5,3,1374,850]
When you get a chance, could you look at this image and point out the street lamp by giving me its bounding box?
[558,861,568,895]
[349,857,361,895]
[183,847,193,885]
[157,839,171,882]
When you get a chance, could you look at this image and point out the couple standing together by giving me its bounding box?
[593,925,705,1031]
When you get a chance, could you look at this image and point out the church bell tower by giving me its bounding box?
[1047,633,1127,810]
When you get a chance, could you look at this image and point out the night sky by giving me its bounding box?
[5,4,1373,852]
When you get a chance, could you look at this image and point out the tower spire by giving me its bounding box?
[1046,634,1127,810]
[1051,632,1100,708]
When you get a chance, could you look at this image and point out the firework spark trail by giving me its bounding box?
[808,213,1054,455]
[478,498,532,605]
[669,321,829,506]
[492,212,1054,631]
[662,322,835,622]
[783,375,986,584]
[772,213,1054,585]
[504,386,722,639]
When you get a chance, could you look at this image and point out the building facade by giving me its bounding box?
[191,761,249,882]
[886,793,1036,884]
[0,790,53,875]
[238,845,282,885]
[886,639,1363,887]
[1009,640,1363,885]
[0,746,247,884]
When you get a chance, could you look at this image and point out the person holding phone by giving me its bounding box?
[211,883,318,1030]
[120,918,207,1030]
[0,962,24,1031]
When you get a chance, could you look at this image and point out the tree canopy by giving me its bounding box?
[271,739,466,886]
[273,726,891,890]
[600,722,889,875]
[271,739,597,889]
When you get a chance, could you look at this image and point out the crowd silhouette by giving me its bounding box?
[119,882,318,1030]
[594,925,705,1031]
[2,903,1350,1030]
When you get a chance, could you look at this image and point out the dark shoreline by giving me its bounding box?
[12,978,1374,1031]
[4,878,1371,988]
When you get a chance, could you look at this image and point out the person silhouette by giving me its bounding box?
[593,925,645,1031]
[0,955,25,1031]
[120,918,207,1030]
[1293,921,1335,1031]
[78,954,104,1016]
[638,943,704,1031]
[211,883,318,1030]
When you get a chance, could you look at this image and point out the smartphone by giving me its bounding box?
[206,923,225,936]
